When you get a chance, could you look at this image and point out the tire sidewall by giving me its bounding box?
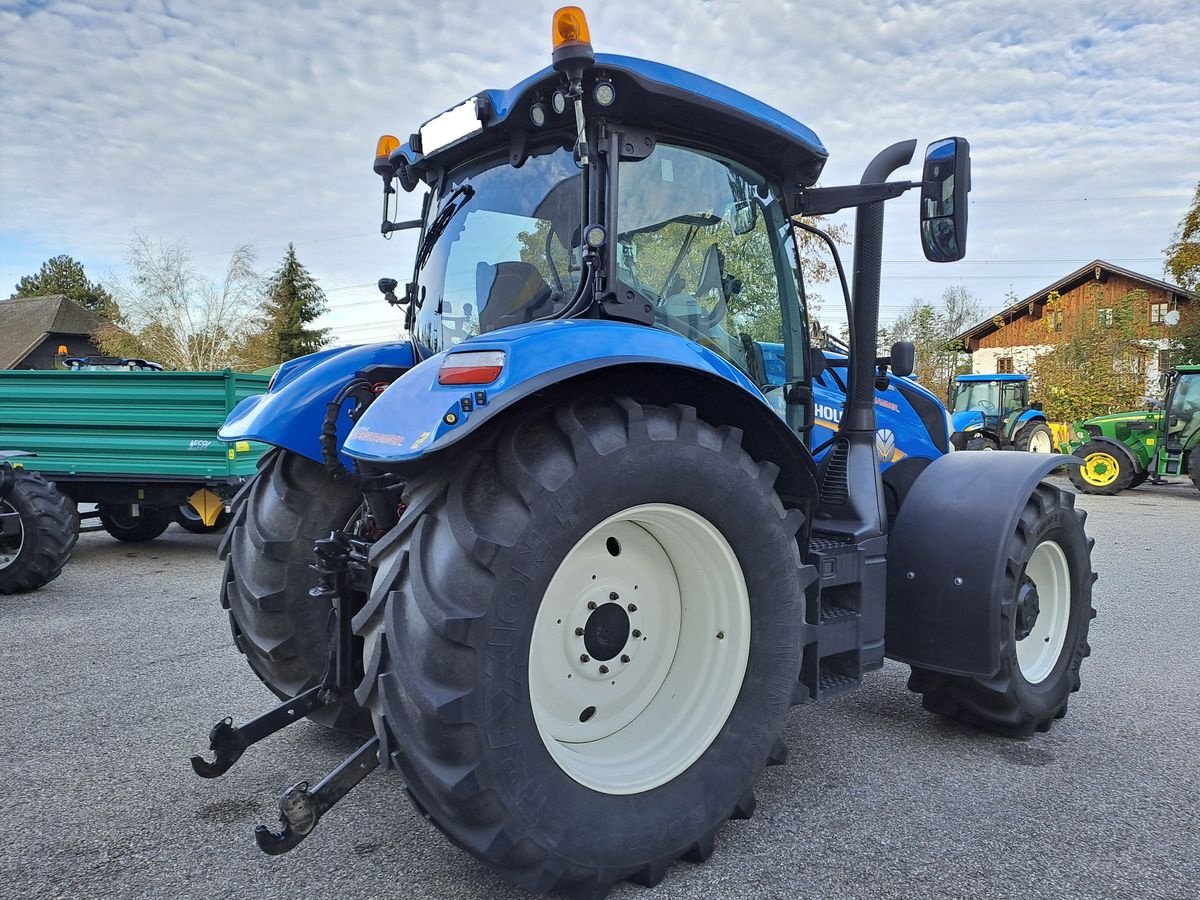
[1069,441,1134,494]
[464,434,806,866]
[1005,503,1091,713]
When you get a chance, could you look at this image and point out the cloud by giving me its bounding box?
[0,0,1196,338]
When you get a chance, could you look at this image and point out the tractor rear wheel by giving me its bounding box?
[908,483,1094,735]
[221,450,370,734]
[1190,447,1200,493]
[98,504,172,542]
[356,398,810,898]
[1014,422,1054,453]
[1068,441,1135,495]
[0,470,78,594]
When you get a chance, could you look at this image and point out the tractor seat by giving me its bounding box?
[476,261,557,333]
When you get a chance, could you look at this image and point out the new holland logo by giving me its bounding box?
[875,428,896,461]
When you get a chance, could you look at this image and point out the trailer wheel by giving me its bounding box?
[221,450,370,734]
[0,470,78,594]
[1014,422,1054,453]
[1068,441,1134,495]
[173,504,231,534]
[356,398,809,898]
[97,504,172,542]
[908,483,1094,736]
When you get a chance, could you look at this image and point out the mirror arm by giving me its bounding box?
[381,218,423,235]
[794,180,914,216]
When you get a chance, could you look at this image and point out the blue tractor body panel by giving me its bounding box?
[219,342,417,465]
[343,321,773,464]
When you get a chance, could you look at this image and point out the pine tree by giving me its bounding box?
[11,254,117,318]
[262,244,331,362]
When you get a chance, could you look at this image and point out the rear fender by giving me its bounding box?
[885,451,1079,676]
[219,343,416,465]
[343,320,820,507]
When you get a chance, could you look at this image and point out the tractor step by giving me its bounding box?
[255,736,380,854]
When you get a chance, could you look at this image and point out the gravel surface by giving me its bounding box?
[1,477,1197,900]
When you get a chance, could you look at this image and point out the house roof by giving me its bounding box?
[953,259,1197,347]
[0,294,103,369]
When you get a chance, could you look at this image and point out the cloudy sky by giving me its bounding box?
[2,0,1197,343]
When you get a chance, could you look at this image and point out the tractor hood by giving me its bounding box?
[951,409,985,434]
[1080,410,1160,428]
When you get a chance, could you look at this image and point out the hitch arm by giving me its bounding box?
[190,686,327,778]
[254,736,380,854]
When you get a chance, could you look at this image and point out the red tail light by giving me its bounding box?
[438,350,506,385]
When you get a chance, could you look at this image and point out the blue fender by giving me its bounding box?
[344,320,775,464]
[220,342,417,464]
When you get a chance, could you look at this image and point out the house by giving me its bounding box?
[954,260,1196,384]
[0,294,103,369]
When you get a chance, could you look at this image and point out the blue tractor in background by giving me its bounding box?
[949,373,1054,452]
[191,10,1095,898]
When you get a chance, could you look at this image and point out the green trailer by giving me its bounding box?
[0,367,270,544]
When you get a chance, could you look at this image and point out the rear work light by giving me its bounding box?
[438,350,506,385]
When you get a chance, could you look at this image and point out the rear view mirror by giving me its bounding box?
[920,137,970,262]
[890,341,915,377]
[727,199,758,235]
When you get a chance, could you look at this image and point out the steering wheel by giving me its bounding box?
[975,399,997,413]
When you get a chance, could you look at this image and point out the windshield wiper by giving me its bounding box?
[416,185,475,270]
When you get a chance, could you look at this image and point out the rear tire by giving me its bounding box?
[908,484,1095,736]
[356,398,811,898]
[220,450,370,734]
[0,470,78,594]
[1068,441,1135,495]
[1014,422,1054,453]
[98,504,172,542]
[1190,447,1200,493]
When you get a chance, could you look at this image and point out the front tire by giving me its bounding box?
[0,470,78,594]
[908,483,1095,735]
[966,435,999,451]
[1068,441,1135,495]
[98,504,172,542]
[355,398,811,898]
[220,450,370,733]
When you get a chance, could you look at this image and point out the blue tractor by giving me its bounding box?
[192,10,1095,897]
[949,373,1054,452]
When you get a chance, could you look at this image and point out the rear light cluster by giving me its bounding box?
[438,350,505,385]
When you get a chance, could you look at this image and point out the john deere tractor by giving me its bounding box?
[949,373,1054,452]
[1067,365,1200,495]
[190,10,1096,897]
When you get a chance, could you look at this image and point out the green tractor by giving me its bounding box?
[1066,365,1200,495]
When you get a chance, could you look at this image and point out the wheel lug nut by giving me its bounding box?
[609,591,619,601]
[717,631,725,640]
[627,603,637,612]
[575,627,585,636]
[587,601,597,610]
[580,654,590,663]
[598,665,609,674]
[632,629,641,638]
[620,654,630,663]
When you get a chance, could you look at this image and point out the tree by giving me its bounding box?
[1163,184,1200,366]
[97,236,267,371]
[1164,182,1200,293]
[1029,287,1155,421]
[10,254,117,317]
[886,285,983,394]
[260,244,331,363]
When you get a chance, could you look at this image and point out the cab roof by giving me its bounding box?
[393,54,828,187]
[956,373,1028,382]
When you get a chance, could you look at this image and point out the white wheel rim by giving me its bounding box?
[1029,430,1052,453]
[1016,540,1072,683]
[0,500,24,570]
[529,503,750,795]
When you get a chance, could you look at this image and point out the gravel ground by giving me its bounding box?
[1,476,1197,900]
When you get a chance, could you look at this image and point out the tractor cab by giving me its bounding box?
[949,373,1050,452]
[1163,368,1200,450]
